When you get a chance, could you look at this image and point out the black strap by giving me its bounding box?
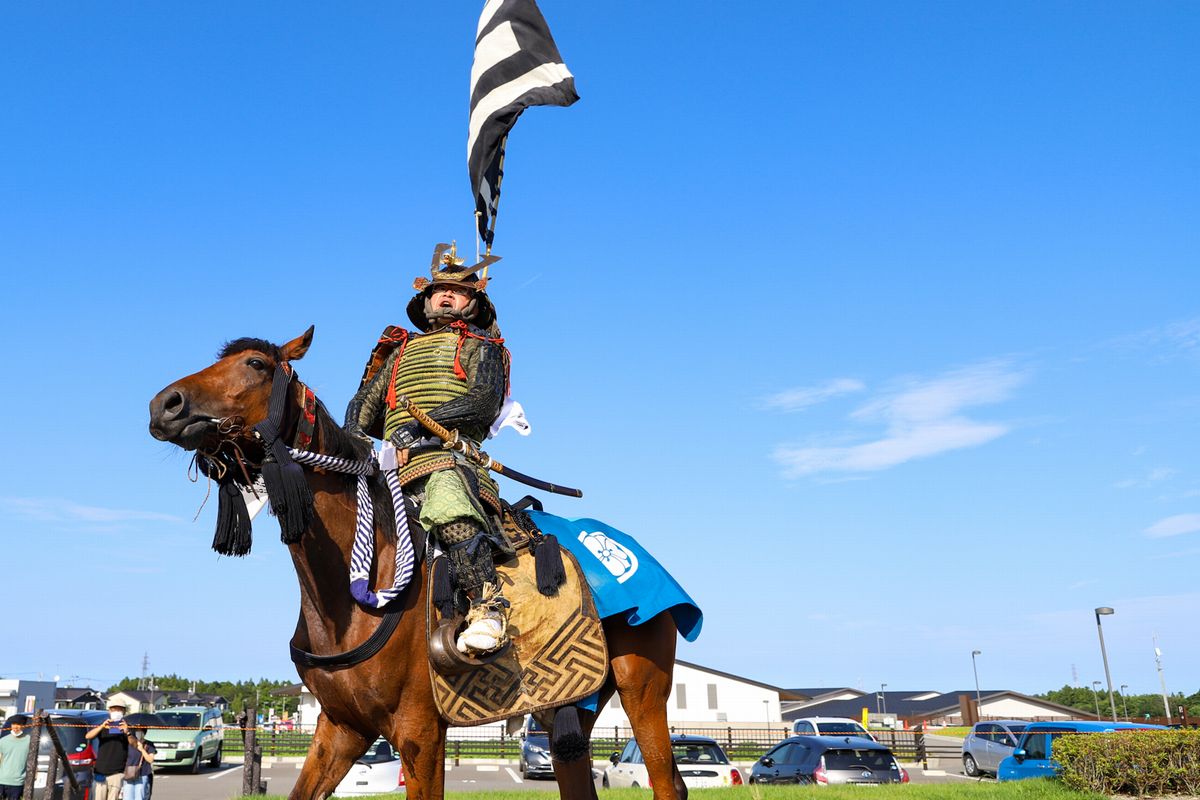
[289,609,403,669]
[512,495,543,512]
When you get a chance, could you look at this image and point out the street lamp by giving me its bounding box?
[1154,636,1172,724]
[971,650,983,721]
[1091,681,1103,719]
[1095,607,1119,722]
[1119,684,1130,721]
[880,684,888,716]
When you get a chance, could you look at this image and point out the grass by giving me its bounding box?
[926,727,971,739]
[257,777,1106,800]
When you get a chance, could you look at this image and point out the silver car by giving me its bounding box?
[962,720,1028,777]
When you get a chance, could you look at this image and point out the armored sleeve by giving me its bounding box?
[344,349,397,439]
[421,338,507,434]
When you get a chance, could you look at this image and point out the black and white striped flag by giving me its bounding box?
[469,0,578,246]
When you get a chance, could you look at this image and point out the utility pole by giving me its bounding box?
[1153,635,1171,723]
[1119,685,1130,721]
[139,652,149,691]
[1091,681,1102,720]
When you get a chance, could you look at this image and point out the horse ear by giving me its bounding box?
[281,325,315,362]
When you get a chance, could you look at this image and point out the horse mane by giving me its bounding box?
[214,334,398,544]
[218,337,282,361]
[311,395,398,545]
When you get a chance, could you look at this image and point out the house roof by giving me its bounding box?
[783,689,1091,721]
[109,689,228,706]
[56,687,103,702]
[675,660,807,700]
[784,688,864,700]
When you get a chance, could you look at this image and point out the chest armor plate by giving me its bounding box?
[383,331,468,440]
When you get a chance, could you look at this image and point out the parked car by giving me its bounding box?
[147,706,224,772]
[790,717,876,742]
[604,735,742,789]
[998,721,1167,782]
[0,709,106,800]
[961,720,1028,776]
[518,716,553,779]
[749,735,909,785]
[333,738,405,796]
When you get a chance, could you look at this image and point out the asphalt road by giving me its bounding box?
[149,756,977,800]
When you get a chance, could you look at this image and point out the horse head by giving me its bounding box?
[149,325,321,553]
[149,325,314,452]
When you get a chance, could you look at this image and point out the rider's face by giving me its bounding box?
[430,285,473,315]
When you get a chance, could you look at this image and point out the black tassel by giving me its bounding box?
[550,706,587,762]
[213,481,253,556]
[255,365,314,546]
[534,534,566,596]
[433,558,455,617]
[262,439,313,545]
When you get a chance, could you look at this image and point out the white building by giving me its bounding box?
[0,679,56,720]
[594,660,798,728]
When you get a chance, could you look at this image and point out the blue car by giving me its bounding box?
[997,720,1167,781]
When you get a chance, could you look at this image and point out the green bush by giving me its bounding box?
[1054,730,1200,796]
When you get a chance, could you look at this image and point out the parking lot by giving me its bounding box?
[148,757,978,800]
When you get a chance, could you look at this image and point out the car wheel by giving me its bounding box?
[190,749,202,774]
[963,753,981,777]
[519,760,526,778]
[602,775,610,789]
[209,743,222,768]
[631,781,640,788]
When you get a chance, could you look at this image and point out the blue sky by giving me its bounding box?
[2,2,1197,701]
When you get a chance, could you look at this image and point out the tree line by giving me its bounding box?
[1038,685,1200,721]
[108,675,300,720]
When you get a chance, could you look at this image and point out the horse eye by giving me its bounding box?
[247,358,267,371]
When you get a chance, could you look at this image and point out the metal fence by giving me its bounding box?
[227,724,961,765]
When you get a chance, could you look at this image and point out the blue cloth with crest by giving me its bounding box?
[526,511,703,642]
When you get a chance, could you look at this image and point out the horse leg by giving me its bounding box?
[289,715,369,800]
[549,703,607,800]
[387,700,447,800]
[609,611,686,800]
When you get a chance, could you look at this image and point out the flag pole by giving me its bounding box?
[482,135,508,272]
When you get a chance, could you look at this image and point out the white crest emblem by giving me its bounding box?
[577,530,639,584]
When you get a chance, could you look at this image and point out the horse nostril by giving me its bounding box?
[151,387,188,425]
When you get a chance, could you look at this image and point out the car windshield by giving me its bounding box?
[527,718,546,734]
[157,712,201,728]
[823,749,895,771]
[820,723,870,736]
[50,717,92,754]
[1006,724,1028,736]
[672,742,729,765]
[359,739,395,763]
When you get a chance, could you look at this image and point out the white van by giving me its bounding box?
[790,717,876,741]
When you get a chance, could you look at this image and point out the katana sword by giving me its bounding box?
[397,395,583,498]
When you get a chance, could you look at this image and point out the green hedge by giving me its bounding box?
[1054,730,1200,796]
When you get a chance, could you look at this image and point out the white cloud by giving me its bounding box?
[1114,467,1177,489]
[1143,513,1200,539]
[773,361,1026,478]
[762,378,865,411]
[1114,317,1200,359]
[1,497,181,528]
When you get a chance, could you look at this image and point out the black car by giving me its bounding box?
[749,735,909,785]
[519,717,553,779]
[0,709,107,799]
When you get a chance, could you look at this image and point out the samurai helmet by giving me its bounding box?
[407,242,501,331]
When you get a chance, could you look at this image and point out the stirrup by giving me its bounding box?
[428,615,511,676]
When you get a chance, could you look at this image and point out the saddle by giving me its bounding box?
[425,509,609,726]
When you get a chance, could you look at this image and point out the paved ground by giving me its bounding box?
[149,756,979,800]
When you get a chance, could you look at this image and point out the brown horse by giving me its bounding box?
[148,327,687,800]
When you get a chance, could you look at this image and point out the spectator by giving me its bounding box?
[0,714,32,800]
[122,724,156,800]
[86,703,131,800]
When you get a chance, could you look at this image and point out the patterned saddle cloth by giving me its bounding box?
[425,511,609,726]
